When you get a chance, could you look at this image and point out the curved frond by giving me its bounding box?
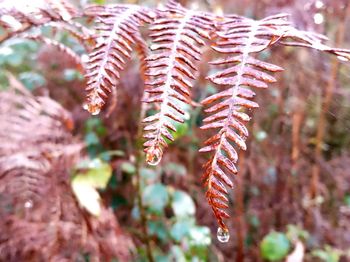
[142,1,212,164]
[200,14,287,230]
[24,34,84,69]
[84,4,154,115]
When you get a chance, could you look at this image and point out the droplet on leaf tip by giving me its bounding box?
[83,103,101,115]
[217,227,230,243]
[146,146,163,166]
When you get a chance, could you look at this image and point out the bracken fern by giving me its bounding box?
[1,0,349,235]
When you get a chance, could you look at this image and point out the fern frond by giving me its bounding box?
[0,0,79,43]
[0,88,133,261]
[23,34,84,69]
[84,4,154,115]
[46,0,79,21]
[277,26,350,60]
[200,14,287,230]
[142,1,213,164]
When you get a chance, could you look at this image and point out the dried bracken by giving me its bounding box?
[1,0,350,237]
[24,34,83,68]
[0,88,133,261]
[200,14,288,231]
[142,1,212,164]
[0,0,79,42]
[84,4,155,115]
[200,13,350,231]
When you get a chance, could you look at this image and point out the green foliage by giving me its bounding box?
[311,246,342,262]
[286,224,309,242]
[260,232,290,261]
[142,183,169,214]
[134,164,211,260]
[19,72,46,90]
[171,190,195,218]
[121,162,136,175]
[84,117,108,157]
[71,158,112,216]
[73,158,112,189]
[1,0,350,261]
[344,194,350,206]
[63,69,84,81]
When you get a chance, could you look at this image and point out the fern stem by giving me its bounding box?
[136,94,155,262]
[235,151,246,262]
[135,159,155,262]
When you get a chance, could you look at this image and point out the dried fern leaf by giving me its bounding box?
[84,4,155,115]
[200,14,288,230]
[23,34,84,70]
[0,88,132,261]
[0,0,79,43]
[142,1,213,164]
[277,26,350,60]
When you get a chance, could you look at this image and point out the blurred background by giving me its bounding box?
[0,0,350,261]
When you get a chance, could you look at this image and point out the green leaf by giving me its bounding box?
[73,158,112,189]
[85,132,100,146]
[188,226,211,246]
[19,72,46,91]
[172,190,195,218]
[91,0,106,4]
[63,69,84,81]
[169,246,186,262]
[85,117,107,136]
[164,162,186,177]
[121,162,136,175]
[147,220,168,242]
[260,232,290,261]
[170,220,193,242]
[111,194,127,210]
[99,150,124,161]
[140,168,159,184]
[286,224,309,242]
[344,194,350,206]
[142,183,168,213]
[311,246,342,262]
[248,215,260,228]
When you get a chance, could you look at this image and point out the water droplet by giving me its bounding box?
[146,146,163,166]
[217,227,230,243]
[83,103,101,115]
[24,200,33,209]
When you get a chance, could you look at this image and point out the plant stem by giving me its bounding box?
[135,94,155,262]
[135,157,154,262]
[235,151,246,262]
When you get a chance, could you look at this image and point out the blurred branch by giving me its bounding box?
[310,2,350,199]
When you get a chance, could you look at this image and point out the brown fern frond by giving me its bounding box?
[200,14,288,231]
[0,88,133,261]
[142,1,213,164]
[23,34,84,70]
[0,0,79,43]
[277,26,350,60]
[46,0,79,21]
[46,21,94,51]
[84,4,155,115]
[133,30,149,82]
